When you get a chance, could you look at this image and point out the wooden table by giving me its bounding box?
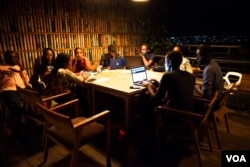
[87,69,164,128]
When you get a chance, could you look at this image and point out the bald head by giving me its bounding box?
[173,46,182,54]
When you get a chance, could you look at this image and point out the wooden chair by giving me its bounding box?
[36,102,111,167]
[155,91,218,167]
[17,87,76,148]
[208,83,236,149]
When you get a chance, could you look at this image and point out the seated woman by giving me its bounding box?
[72,47,97,73]
[30,47,55,93]
[48,52,91,116]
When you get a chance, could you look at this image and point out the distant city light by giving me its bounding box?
[132,0,149,1]
[168,35,250,45]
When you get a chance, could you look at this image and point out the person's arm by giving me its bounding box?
[141,55,153,67]
[100,54,108,68]
[141,53,155,67]
[202,68,214,99]
[85,57,97,71]
[58,69,90,85]
[20,69,32,88]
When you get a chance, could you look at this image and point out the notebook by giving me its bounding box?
[130,66,148,86]
[124,56,143,69]
[110,57,125,70]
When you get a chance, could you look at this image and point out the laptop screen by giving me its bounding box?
[131,66,148,85]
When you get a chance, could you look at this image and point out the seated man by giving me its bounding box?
[194,45,224,99]
[99,44,124,69]
[171,45,193,74]
[142,51,195,122]
[0,51,31,147]
[133,51,195,161]
[140,44,155,68]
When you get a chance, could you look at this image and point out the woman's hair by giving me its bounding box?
[48,52,70,94]
[51,52,70,75]
[41,47,55,64]
[74,47,81,54]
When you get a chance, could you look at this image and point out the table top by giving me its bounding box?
[86,69,164,95]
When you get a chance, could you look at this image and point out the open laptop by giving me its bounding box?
[110,57,125,70]
[130,66,148,86]
[124,56,143,69]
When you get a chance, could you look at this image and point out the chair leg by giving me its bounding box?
[193,129,203,167]
[224,114,230,134]
[41,125,46,150]
[43,136,49,164]
[70,148,79,167]
[206,126,213,151]
[211,114,222,149]
[106,130,111,167]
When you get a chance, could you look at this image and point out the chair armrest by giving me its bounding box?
[73,110,110,128]
[193,96,211,103]
[155,106,203,119]
[41,92,72,102]
[50,99,80,116]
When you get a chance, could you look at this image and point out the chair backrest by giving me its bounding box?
[223,71,242,88]
[36,103,75,136]
[200,91,219,124]
[217,83,236,109]
[17,87,44,114]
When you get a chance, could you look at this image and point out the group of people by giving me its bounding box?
[0,47,98,147]
[130,44,224,163]
[0,44,224,151]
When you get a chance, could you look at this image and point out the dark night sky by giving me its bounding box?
[147,0,250,36]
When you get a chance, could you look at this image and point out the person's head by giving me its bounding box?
[42,47,55,65]
[141,44,150,56]
[165,51,183,71]
[3,51,20,66]
[108,44,117,58]
[74,47,84,61]
[196,45,213,65]
[52,53,71,74]
[173,45,183,54]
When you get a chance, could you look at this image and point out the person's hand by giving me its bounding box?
[140,80,150,87]
[2,69,15,77]
[82,71,91,81]
[149,79,159,87]
[195,84,200,91]
[194,84,203,95]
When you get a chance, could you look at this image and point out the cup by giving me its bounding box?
[97,65,102,74]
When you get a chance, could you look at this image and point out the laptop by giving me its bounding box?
[130,66,148,86]
[110,57,125,70]
[124,56,143,69]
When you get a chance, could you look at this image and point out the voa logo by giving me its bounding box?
[226,155,247,163]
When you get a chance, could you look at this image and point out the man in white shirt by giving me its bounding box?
[165,45,193,74]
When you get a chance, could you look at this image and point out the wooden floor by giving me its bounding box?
[0,107,250,167]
